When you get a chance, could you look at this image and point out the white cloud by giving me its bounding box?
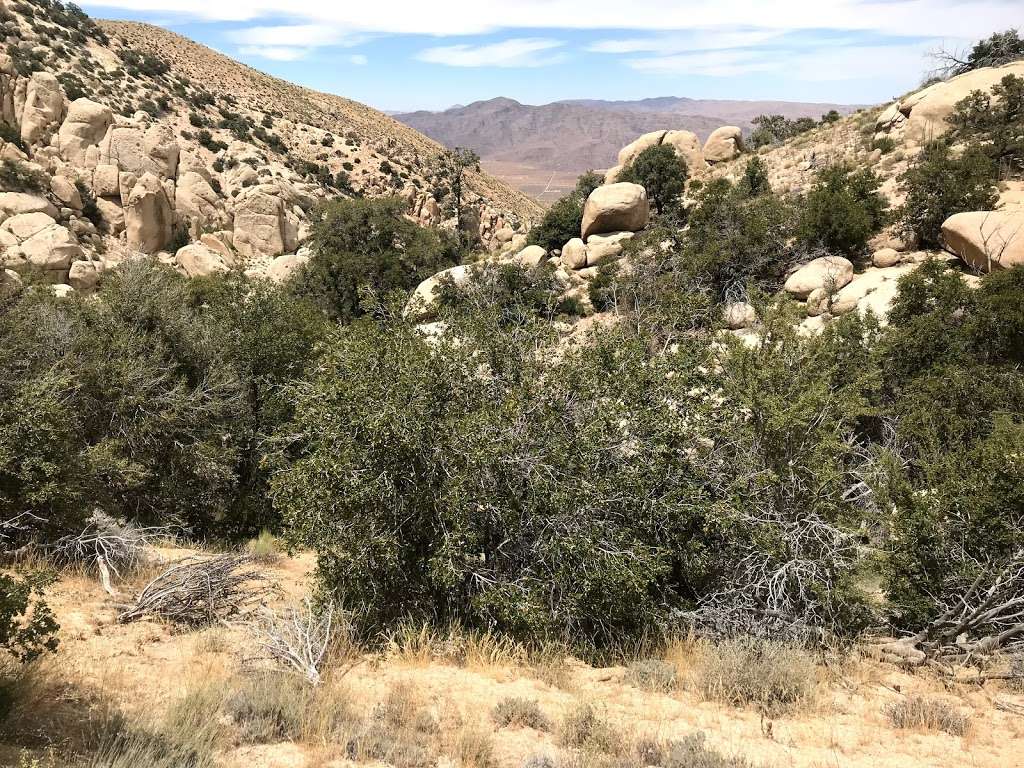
[417,38,566,68]
[625,39,939,82]
[588,28,788,55]
[348,54,369,66]
[237,45,310,61]
[228,24,365,47]
[82,0,1024,40]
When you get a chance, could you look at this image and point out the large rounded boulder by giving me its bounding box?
[581,183,650,240]
[942,210,1024,271]
[703,126,744,163]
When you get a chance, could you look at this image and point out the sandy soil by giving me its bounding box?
[6,549,1023,768]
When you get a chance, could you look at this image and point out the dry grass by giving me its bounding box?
[691,638,818,715]
[492,696,551,730]
[558,703,629,757]
[885,696,970,736]
[624,659,679,693]
[384,621,527,668]
[244,530,281,564]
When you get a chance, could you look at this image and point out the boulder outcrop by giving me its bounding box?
[581,183,649,240]
[703,126,744,163]
[941,210,1024,271]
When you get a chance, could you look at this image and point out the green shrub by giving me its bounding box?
[0,160,47,193]
[618,143,687,215]
[0,122,26,153]
[797,163,887,255]
[949,74,1024,176]
[0,573,59,663]
[527,172,602,251]
[291,196,458,323]
[895,141,997,248]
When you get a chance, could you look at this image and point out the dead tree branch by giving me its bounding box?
[118,554,274,627]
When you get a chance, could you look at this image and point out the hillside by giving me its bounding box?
[0,0,541,298]
[395,96,856,200]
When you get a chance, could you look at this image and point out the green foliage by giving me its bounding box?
[895,141,998,247]
[618,143,687,215]
[873,263,1024,628]
[953,29,1024,75]
[292,196,458,324]
[0,573,58,663]
[527,172,602,251]
[797,164,887,255]
[0,261,324,540]
[949,74,1024,176]
[0,122,26,153]
[749,114,819,148]
[738,157,771,197]
[682,177,797,299]
[0,160,47,193]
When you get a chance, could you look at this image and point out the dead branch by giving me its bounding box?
[873,552,1024,667]
[118,554,274,627]
[251,598,351,685]
[48,511,175,580]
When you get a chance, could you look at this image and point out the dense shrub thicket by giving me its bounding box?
[1,170,1022,658]
[618,144,688,216]
[291,196,459,323]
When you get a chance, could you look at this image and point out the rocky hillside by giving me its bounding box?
[408,59,1024,334]
[0,0,541,296]
[395,96,857,190]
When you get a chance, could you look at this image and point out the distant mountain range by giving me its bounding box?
[394,96,860,201]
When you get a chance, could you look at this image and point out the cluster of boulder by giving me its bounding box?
[603,125,744,184]
[0,4,527,297]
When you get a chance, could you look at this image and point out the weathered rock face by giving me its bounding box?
[175,243,230,277]
[99,123,180,180]
[617,130,668,167]
[585,231,634,266]
[57,98,113,165]
[0,192,58,221]
[125,172,173,254]
[176,172,229,236]
[722,302,757,330]
[581,183,650,240]
[942,210,1024,271]
[906,62,1024,142]
[561,237,587,270]
[20,72,65,147]
[783,256,855,299]
[68,260,102,294]
[703,126,744,163]
[662,130,709,175]
[50,176,82,209]
[266,253,309,284]
[232,189,289,260]
[1,220,83,280]
[513,245,547,269]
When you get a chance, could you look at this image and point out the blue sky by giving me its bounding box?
[80,1,1024,112]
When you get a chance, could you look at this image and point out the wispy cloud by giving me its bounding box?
[228,24,369,61]
[84,0,1024,40]
[348,54,369,66]
[416,38,566,68]
[236,45,310,61]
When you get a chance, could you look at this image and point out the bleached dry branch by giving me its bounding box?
[252,598,349,685]
[118,554,273,627]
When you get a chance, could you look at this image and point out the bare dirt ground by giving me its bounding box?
[3,548,1023,768]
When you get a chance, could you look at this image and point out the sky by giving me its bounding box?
[79,1,1024,112]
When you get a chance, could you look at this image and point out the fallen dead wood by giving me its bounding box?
[118,554,274,627]
[872,553,1024,668]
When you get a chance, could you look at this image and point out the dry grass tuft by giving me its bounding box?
[222,672,315,744]
[491,696,551,731]
[885,696,969,736]
[558,703,628,757]
[691,638,817,714]
[385,621,526,668]
[452,725,496,768]
[624,659,679,693]
[245,529,281,564]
